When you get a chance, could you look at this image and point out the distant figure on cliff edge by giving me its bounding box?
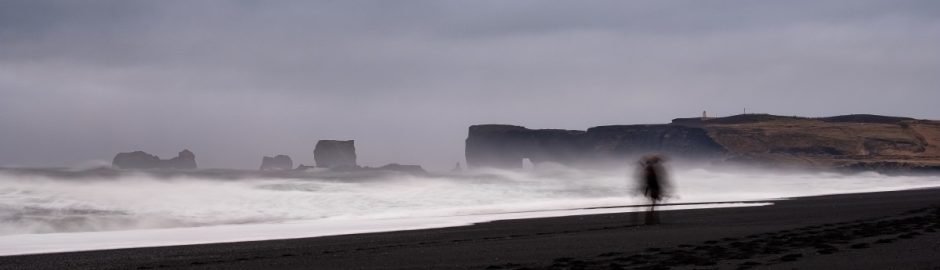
[635,155,671,225]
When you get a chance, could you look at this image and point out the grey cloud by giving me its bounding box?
[1,1,939,169]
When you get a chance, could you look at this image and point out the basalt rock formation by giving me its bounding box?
[260,155,293,171]
[467,114,940,172]
[314,140,357,169]
[112,149,197,170]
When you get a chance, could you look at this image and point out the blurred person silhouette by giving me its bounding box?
[634,155,672,225]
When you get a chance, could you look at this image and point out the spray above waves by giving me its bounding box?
[0,167,938,236]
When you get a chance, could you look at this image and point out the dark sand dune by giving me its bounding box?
[1,188,939,270]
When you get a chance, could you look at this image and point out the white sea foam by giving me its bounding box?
[0,166,937,255]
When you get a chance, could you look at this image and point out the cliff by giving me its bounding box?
[685,114,940,171]
[466,114,940,172]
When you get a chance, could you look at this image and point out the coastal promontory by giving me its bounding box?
[466,114,940,172]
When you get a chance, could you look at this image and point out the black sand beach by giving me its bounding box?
[2,188,939,270]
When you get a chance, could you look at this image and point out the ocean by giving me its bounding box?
[1,165,937,255]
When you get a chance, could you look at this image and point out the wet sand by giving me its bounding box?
[1,188,939,270]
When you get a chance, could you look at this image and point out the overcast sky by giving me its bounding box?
[1,0,939,170]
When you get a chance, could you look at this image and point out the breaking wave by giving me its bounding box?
[1,166,939,236]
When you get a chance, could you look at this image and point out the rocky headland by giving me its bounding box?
[466,114,940,172]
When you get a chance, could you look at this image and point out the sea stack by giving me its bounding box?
[112,149,197,170]
[260,155,293,171]
[169,149,197,169]
[314,140,357,169]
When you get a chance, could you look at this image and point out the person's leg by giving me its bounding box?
[651,201,659,224]
[645,200,657,225]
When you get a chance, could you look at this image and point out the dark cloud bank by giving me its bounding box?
[1,0,939,170]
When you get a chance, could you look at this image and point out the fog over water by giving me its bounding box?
[2,166,938,237]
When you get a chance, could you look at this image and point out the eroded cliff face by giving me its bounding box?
[465,125,582,168]
[465,124,724,169]
[687,114,940,171]
[466,114,940,172]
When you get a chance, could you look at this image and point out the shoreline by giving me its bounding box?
[2,188,939,269]
[0,201,773,257]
